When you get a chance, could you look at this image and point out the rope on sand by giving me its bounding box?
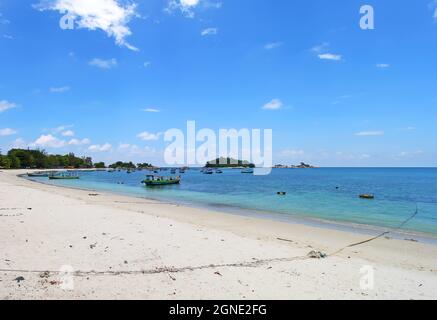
[330,204,420,256]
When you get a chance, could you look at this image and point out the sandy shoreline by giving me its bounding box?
[1,169,436,299]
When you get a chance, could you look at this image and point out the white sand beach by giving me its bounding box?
[0,170,436,300]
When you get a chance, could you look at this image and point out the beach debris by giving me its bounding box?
[277,237,294,243]
[90,243,97,249]
[214,271,223,277]
[14,276,25,283]
[405,238,418,242]
[88,193,99,197]
[277,192,287,196]
[307,250,327,259]
[39,271,50,279]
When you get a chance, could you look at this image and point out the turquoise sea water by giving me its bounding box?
[29,168,437,236]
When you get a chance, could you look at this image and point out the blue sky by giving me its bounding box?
[0,0,436,166]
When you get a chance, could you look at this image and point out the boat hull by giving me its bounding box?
[143,180,180,186]
[49,176,80,180]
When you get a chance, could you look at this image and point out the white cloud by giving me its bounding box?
[0,13,10,25]
[11,138,27,149]
[89,58,117,69]
[68,138,91,145]
[262,99,283,110]
[143,61,151,68]
[0,100,17,113]
[311,42,330,53]
[0,128,17,136]
[264,42,283,50]
[376,63,390,68]
[280,149,305,158]
[61,130,75,137]
[431,1,437,20]
[311,43,342,61]
[88,143,112,152]
[165,0,200,18]
[137,131,162,141]
[32,134,67,148]
[354,131,384,136]
[318,53,342,61]
[34,0,138,51]
[399,150,424,158]
[50,86,70,93]
[143,108,160,113]
[201,27,218,36]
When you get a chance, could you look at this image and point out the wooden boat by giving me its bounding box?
[241,168,254,174]
[49,172,79,180]
[203,169,214,175]
[359,194,375,200]
[141,175,181,186]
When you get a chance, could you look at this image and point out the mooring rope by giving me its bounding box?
[330,204,419,256]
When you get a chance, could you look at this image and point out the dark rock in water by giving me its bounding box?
[14,276,25,283]
[307,250,327,259]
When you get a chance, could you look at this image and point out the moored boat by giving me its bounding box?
[49,172,80,180]
[141,175,181,186]
[203,169,214,175]
[241,168,254,174]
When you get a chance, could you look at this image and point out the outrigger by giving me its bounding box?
[27,171,51,177]
[141,175,181,186]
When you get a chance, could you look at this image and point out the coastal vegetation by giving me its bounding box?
[107,162,156,170]
[205,157,255,168]
[0,149,93,169]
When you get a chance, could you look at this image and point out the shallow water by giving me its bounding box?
[29,168,437,236]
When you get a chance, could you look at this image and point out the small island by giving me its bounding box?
[274,162,317,169]
[205,157,255,168]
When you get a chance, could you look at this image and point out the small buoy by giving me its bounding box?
[277,192,287,196]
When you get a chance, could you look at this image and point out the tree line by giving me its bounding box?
[0,148,155,170]
[0,149,93,169]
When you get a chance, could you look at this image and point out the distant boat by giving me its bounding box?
[203,169,214,175]
[241,168,254,174]
[141,175,181,186]
[170,169,177,174]
[359,194,375,200]
[215,169,223,174]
